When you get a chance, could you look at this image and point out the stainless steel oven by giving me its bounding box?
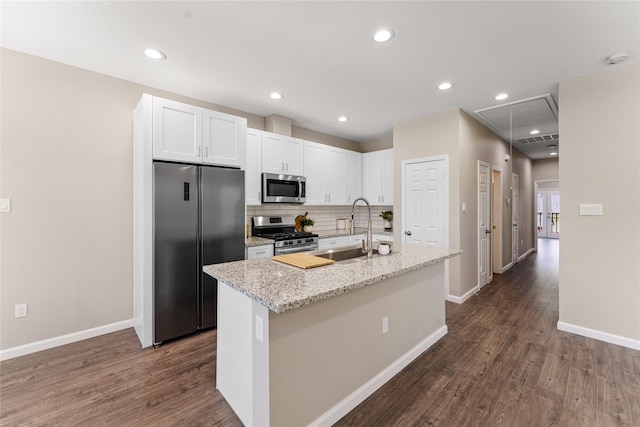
[262,173,306,203]
[252,215,318,255]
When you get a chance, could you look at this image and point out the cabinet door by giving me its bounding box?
[153,97,202,163]
[303,141,328,205]
[246,129,262,205]
[346,151,362,205]
[261,132,284,174]
[202,109,247,169]
[362,151,382,205]
[326,147,347,205]
[380,149,394,205]
[348,234,365,246]
[318,236,349,250]
[283,136,304,176]
[246,244,274,260]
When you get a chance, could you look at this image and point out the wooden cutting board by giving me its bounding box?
[272,253,335,269]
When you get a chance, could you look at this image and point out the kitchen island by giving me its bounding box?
[204,243,462,426]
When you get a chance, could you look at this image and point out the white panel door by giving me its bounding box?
[346,151,362,204]
[478,161,490,288]
[326,147,347,205]
[202,109,246,169]
[261,132,284,174]
[403,159,445,247]
[303,142,328,204]
[152,97,202,163]
[245,129,262,205]
[282,136,304,176]
[512,173,519,263]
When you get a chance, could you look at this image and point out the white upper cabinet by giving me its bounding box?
[202,109,246,169]
[152,96,246,169]
[346,150,363,205]
[245,128,262,206]
[363,149,393,206]
[153,97,202,163]
[303,141,347,205]
[261,131,304,176]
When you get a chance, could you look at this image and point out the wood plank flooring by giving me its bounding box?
[2,239,639,426]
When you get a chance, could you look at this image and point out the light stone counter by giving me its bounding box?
[204,243,461,313]
[244,236,274,247]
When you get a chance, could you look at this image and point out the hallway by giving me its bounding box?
[337,239,640,426]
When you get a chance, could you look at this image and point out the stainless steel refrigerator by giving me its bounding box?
[153,161,245,344]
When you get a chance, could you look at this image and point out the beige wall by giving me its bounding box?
[558,63,640,342]
[393,109,462,295]
[532,157,559,182]
[393,109,534,299]
[0,48,360,350]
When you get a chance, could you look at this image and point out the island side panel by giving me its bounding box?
[217,281,257,425]
[268,263,446,426]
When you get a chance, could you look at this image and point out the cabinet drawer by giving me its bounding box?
[246,244,274,260]
[318,236,349,250]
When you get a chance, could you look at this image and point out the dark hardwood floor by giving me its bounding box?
[2,239,638,426]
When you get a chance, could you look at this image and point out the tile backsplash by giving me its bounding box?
[247,204,393,234]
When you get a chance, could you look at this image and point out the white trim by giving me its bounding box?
[501,261,514,273]
[557,321,640,351]
[446,285,479,305]
[308,325,448,427]
[490,165,504,281]
[0,319,133,361]
[477,160,491,289]
[518,247,535,261]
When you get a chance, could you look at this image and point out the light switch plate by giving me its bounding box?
[0,199,11,213]
[580,204,603,216]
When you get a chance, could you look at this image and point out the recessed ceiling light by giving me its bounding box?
[438,82,453,90]
[550,152,558,156]
[270,92,284,100]
[144,48,166,60]
[373,29,394,43]
[530,129,540,135]
[338,116,349,122]
[495,93,509,101]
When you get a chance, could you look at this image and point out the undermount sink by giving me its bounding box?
[309,245,380,264]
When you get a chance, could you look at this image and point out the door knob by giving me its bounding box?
[405,231,412,236]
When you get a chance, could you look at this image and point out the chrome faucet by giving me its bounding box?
[352,197,373,259]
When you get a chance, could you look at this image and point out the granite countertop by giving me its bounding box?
[245,236,274,247]
[204,243,462,313]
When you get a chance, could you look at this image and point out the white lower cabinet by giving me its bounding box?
[348,234,365,246]
[318,236,349,250]
[246,244,274,260]
[348,234,393,246]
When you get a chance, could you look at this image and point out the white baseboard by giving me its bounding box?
[446,285,479,305]
[518,248,535,261]
[557,321,640,351]
[0,319,134,361]
[308,325,448,427]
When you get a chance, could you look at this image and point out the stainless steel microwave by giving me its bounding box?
[262,173,306,203]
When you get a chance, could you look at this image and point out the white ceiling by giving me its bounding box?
[2,1,639,159]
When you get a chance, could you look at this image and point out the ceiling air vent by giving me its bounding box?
[518,133,559,144]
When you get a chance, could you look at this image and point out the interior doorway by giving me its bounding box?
[491,167,503,275]
[512,173,519,264]
[536,181,560,239]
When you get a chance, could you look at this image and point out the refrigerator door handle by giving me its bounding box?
[184,182,190,201]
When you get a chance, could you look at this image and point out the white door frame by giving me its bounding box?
[511,173,519,265]
[534,180,560,251]
[491,166,503,277]
[401,155,449,296]
[478,161,491,289]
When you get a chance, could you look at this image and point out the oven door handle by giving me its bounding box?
[275,244,318,255]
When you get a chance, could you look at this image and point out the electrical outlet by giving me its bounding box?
[382,317,389,334]
[15,303,28,318]
[255,315,264,342]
